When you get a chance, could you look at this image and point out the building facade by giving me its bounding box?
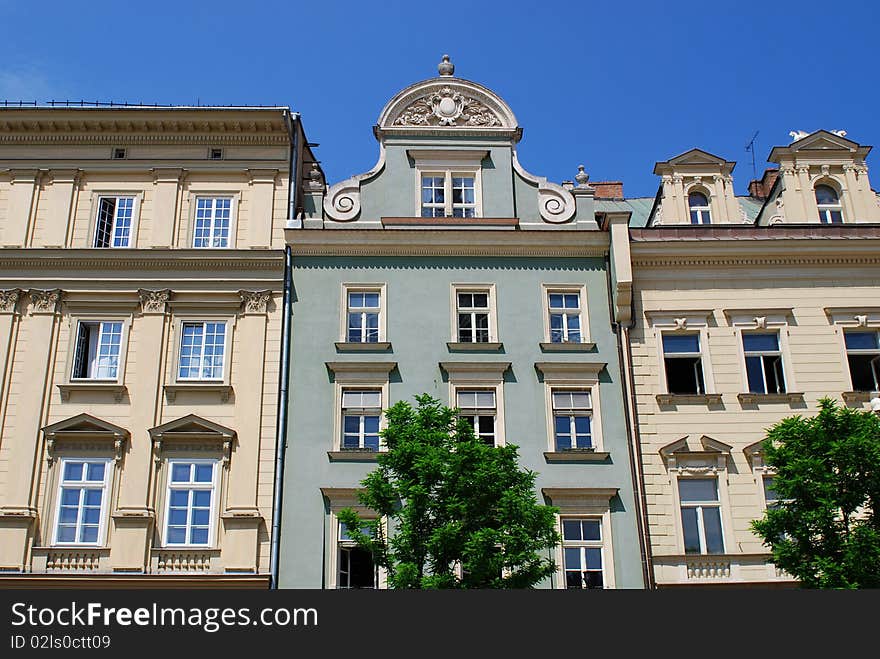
[0,107,317,586]
[615,130,880,587]
[278,58,646,589]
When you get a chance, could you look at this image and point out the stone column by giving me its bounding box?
[796,166,815,222]
[0,289,60,570]
[222,290,271,573]
[842,164,863,221]
[246,170,279,248]
[149,169,184,248]
[38,170,80,248]
[672,176,687,223]
[2,170,41,247]
[711,175,729,223]
[108,289,170,571]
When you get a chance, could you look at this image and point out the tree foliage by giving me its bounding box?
[337,394,560,589]
[751,398,880,588]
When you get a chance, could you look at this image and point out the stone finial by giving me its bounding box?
[307,163,323,190]
[575,165,589,187]
[789,130,809,141]
[438,54,454,76]
[831,129,847,137]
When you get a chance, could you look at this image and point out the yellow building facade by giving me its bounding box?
[0,107,315,587]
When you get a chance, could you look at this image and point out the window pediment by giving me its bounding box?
[42,413,129,463]
[660,435,731,472]
[149,415,235,464]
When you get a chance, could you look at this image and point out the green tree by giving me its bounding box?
[337,394,560,589]
[751,398,880,588]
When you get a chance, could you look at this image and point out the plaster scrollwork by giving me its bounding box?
[673,317,688,330]
[392,86,502,128]
[323,145,387,222]
[138,289,171,314]
[0,289,21,313]
[855,315,869,328]
[240,290,271,314]
[29,289,62,314]
[511,148,576,224]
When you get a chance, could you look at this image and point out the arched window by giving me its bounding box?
[688,191,711,225]
[815,184,843,224]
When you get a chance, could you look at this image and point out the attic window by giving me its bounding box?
[815,185,843,224]
[112,148,127,160]
[209,148,223,160]
[688,192,711,225]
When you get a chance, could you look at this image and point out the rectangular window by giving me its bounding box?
[177,322,226,381]
[548,292,582,343]
[844,330,880,392]
[347,291,381,343]
[337,521,376,589]
[456,389,496,446]
[421,173,477,218]
[552,390,592,451]
[743,333,786,394]
[562,518,604,589]
[763,475,778,510]
[679,478,724,554]
[456,291,490,343]
[341,389,381,451]
[663,333,705,395]
[165,460,217,546]
[53,459,110,545]
[94,196,135,248]
[193,197,232,248]
[71,321,123,380]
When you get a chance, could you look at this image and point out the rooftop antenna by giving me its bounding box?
[745,130,759,182]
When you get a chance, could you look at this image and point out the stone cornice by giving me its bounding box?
[287,229,609,258]
[0,249,284,272]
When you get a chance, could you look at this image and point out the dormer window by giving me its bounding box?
[815,184,843,224]
[420,173,477,218]
[688,191,711,225]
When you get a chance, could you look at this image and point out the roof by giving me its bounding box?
[595,197,655,227]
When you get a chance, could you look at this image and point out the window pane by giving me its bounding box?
[80,526,99,543]
[472,293,488,308]
[192,491,212,508]
[845,332,879,351]
[190,528,209,545]
[743,334,779,352]
[663,334,700,354]
[63,462,83,481]
[815,185,838,205]
[169,490,189,507]
[679,479,718,502]
[59,506,78,524]
[475,391,495,407]
[84,489,103,506]
[171,463,191,483]
[167,527,186,544]
[584,571,604,589]
[581,520,601,541]
[688,192,708,207]
[168,509,187,526]
[565,572,583,589]
[763,477,777,502]
[549,294,564,309]
[554,415,571,436]
[702,507,724,553]
[585,548,602,570]
[745,356,766,393]
[57,526,77,543]
[191,508,210,527]
[563,547,582,569]
[680,507,701,554]
[82,507,101,525]
[562,520,582,541]
[563,294,579,309]
[363,416,380,434]
[194,464,213,483]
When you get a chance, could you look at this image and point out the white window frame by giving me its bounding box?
[51,457,113,547]
[442,362,509,448]
[560,516,606,589]
[174,319,230,383]
[646,311,717,398]
[335,518,382,589]
[741,331,787,394]
[843,329,880,393]
[451,283,497,344]
[661,331,707,395]
[542,284,589,344]
[322,488,387,590]
[162,458,220,548]
[455,388,498,446]
[66,315,131,384]
[726,311,797,396]
[815,182,844,224]
[537,363,605,453]
[340,283,387,344]
[340,388,383,451]
[327,363,394,452]
[550,389,594,451]
[687,188,712,225]
[677,476,725,555]
[91,194,141,248]
[191,195,236,248]
[409,149,486,219]
[418,171,480,218]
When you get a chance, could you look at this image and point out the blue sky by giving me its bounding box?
[2,1,877,198]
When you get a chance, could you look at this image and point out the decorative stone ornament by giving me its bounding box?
[29,289,62,314]
[438,54,454,76]
[575,165,590,187]
[0,289,21,313]
[138,289,171,314]
[240,290,271,314]
[392,86,501,128]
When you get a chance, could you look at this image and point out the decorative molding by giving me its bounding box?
[539,341,596,352]
[149,414,236,466]
[737,392,805,405]
[28,289,62,314]
[0,289,21,313]
[645,309,713,329]
[138,289,171,314]
[392,86,503,128]
[543,450,610,463]
[0,250,284,272]
[512,147,576,224]
[824,307,880,327]
[57,383,127,403]
[239,290,271,314]
[446,342,504,352]
[660,435,731,473]
[534,361,606,382]
[42,413,129,465]
[656,393,723,406]
[323,145,387,222]
[163,384,233,403]
[723,308,793,328]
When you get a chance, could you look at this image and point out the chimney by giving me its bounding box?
[590,181,624,200]
[748,168,779,199]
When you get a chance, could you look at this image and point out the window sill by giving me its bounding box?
[737,392,804,404]
[57,382,127,402]
[446,342,504,352]
[539,342,596,352]
[334,342,392,352]
[544,450,610,463]
[841,390,879,403]
[328,450,380,462]
[164,383,233,402]
[656,393,722,405]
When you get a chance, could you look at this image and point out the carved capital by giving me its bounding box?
[239,290,271,314]
[29,289,62,314]
[138,289,171,314]
[0,289,22,313]
[672,176,683,185]
[797,166,810,176]
[780,166,795,176]
[712,175,724,184]
[842,163,855,172]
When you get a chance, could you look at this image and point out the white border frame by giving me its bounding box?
[339,283,388,344]
[171,315,234,384]
[187,192,240,249]
[88,192,143,249]
[540,283,590,344]
[450,283,498,344]
[161,457,221,548]
[65,314,132,384]
[50,456,114,547]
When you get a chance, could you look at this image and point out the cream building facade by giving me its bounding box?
[615,130,880,587]
[0,107,316,587]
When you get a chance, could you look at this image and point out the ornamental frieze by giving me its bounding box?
[393,86,502,128]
